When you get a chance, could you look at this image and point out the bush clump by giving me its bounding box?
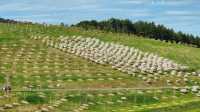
[25,94,46,104]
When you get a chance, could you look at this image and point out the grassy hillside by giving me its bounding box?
[1,23,199,70]
[0,22,200,112]
[63,28,200,71]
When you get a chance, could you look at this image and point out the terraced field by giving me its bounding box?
[0,23,200,112]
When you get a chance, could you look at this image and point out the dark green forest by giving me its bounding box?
[75,18,200,48]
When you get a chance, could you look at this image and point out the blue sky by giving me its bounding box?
[0,0,199,36]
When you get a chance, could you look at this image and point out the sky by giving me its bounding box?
[0,0,199,36]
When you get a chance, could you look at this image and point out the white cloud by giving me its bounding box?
[153,0,198,6]
[119,0,198,6]
[68,4,99,10]
[165,10,200,17]
[0,0,99,12]
[0,2,34,11]
[119,0,146,4]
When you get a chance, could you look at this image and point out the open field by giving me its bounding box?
[0,23,200,112]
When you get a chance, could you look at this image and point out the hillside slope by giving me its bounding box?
[0,22,200,112]
[1,23,199,70]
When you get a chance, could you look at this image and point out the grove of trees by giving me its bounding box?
[75,18,200,48]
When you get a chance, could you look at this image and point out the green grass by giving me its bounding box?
[1,23,199,70]
[139,100,200,112]
[63,28,200,71]
[0,22,200,112]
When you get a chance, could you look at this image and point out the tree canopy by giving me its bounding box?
[75,18,200,48]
